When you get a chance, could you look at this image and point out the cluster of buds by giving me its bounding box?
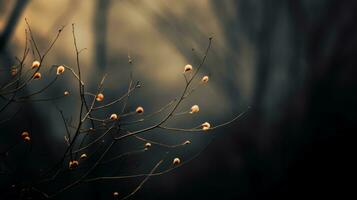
[21,131,31,142]
[190,105,199,114]
[56,65,65,75]
[69,160,79,169]
[201,122,211,131]
[183,65,209,84]
[96,93,104,102]
[136,106,144,114]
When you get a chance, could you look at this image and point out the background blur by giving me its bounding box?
[0,0,356,199]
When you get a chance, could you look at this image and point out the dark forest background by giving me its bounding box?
[0,0,356,199]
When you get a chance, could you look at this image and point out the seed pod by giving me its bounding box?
[136,106,144,114]
[32,60,40,69]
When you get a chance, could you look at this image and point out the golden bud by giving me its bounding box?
[201,122,211,131]
[201,75,209,83]
[145,142,152,148]
[33,72,41,80]
[190,105,199,114]
[32,60,40,69]
[110,113,118,120]
[173,157,181,165]
[136,106,144,114]
[69,160,79,169]
[184,64,193,72]
[96,93,104,102]
[80,153,88,160]
[56,65,65,75]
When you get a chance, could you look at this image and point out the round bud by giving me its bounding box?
[80,153,88,160]
[201,122,211,131]
[23,136,31,142]
[190,105,200,114]
[32,60,40,69]
[11,68,18,76]
[64,91,69,96]
[21,131,29,139]
[69,160,79,169]
[145,142,152,148]
[184,140,191,145]
[136,106,144,114]
[113,192,119,197]
[56,65,65,75]
[96,93,104,102]
[184,64,193,72]
[173,157,181,165]
[201,75,209,83]
[110,113,118,120]
[33,72,41,80]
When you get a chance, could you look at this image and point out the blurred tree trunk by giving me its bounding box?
[93,0,110,72]
[0,0,29,53]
